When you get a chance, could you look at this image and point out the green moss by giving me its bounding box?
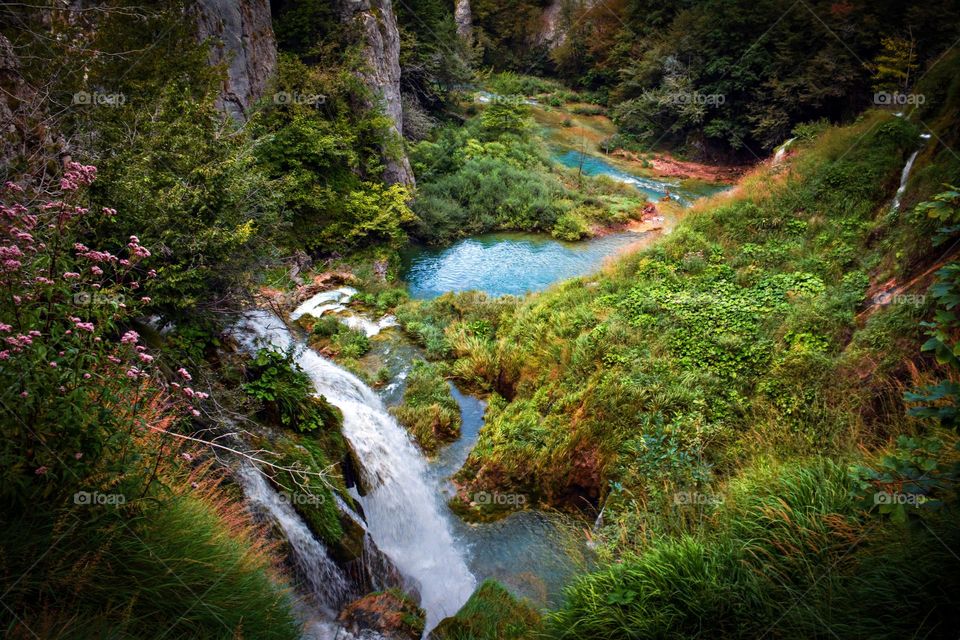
[433,580,542,640]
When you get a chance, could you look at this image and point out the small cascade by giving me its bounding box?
[773,137,795,164]
[234,311,477,632]
[891,150,919,212]
[236,466,353,613]
[292,287,398,337]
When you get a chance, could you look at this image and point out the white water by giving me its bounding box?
[292,287,398,337]
[892,150,919,212]
[235,311,477,632]
[773,137,795,164]
[291,287,358,320]
[236,465,353,613]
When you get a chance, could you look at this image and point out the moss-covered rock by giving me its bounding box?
[431,580,541,640]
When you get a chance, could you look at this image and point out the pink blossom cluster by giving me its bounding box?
[60,162,97,191]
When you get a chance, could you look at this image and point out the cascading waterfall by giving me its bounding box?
[236,465,353,613]
[773,137,795,164]
[235,310,477,632]
[892,150,919,212]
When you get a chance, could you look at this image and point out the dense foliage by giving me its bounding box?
[471,0,960,156]
[0,170,299,638]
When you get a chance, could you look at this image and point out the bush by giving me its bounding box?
[242,349,340,432]
[551,210,591,241]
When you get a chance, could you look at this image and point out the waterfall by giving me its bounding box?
[892,150,919,212]
[236,465,353,613]
[235,311,477,632]
[773,137,795,164]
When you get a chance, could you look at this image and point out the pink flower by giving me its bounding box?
[138,353,154,363]
[19,391,28,397]
[74,452,83,459]
[181,453,192,461]
[0,351,9,360]
[177,368,191,381]
[90,266,103,276]
[140,296,151,303]
[83,373,91,379]
[120,330,139,345]
[62,272,80,279]
[48,361,57,368]
[0,323,11,332]
[34,466,48,475]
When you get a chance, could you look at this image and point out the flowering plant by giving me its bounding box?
[0,165,202,505]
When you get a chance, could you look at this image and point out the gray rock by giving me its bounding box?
[338,0,415,186]
[194,0,277,122]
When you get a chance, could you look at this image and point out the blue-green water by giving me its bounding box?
[402,231,646,299]
[552,149,726,205]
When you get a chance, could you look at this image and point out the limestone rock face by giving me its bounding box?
[338,0,415,186]
[194,0,277,122]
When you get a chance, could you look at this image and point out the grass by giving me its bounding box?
[389,359,461,455]
[548,457,960,639]
[0,464,300,640]
[428,109,939,514]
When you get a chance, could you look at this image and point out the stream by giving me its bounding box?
[235,97,730,637]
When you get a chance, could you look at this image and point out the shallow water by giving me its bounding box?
[402,231,649,299]
[552,148,727,205]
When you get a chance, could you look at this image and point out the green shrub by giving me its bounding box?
[242,349,340,432]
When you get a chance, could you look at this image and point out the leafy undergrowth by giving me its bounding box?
[0,169,300,639]
[411,81,648,245]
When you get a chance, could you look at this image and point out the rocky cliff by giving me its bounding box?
[338,0,415,186]
[194,0,277,122]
